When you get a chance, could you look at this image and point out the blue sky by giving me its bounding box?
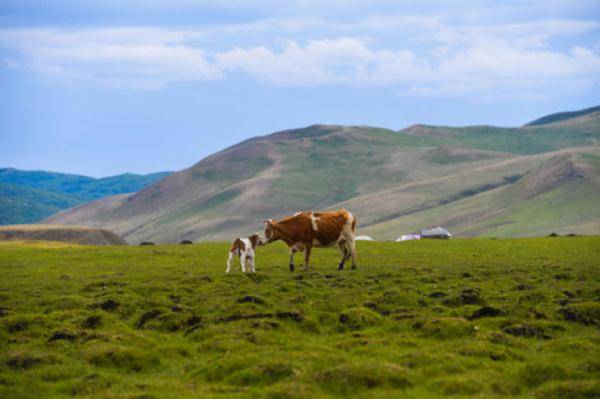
[1,0,599,177]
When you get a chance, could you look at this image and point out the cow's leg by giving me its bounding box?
[337,240,347,270]
[289,247,297,272]
[348,238,357,269]
[249,256,256,273]
[226,252,234,273]
[303,244,312,271]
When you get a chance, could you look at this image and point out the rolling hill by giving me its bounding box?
[0,224,127,245]
[0,169,171,225]
[525,105,600,126]
[46,106,600,243]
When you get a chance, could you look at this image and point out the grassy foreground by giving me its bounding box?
[0,238,599,398]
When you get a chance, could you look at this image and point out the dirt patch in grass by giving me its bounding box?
[95,299,120,312]
[237,295,266,304]
[48,330,77,342]
[135,309,162,329]
[428,291,448,298]
[442,288,485,307]
[216,311,303,324]
[6,318,29,333]
[501,323,552,339]
[468,306,504,320]
[5,351,56,370]
[82,315,102,329]
[275,311,304,323]
[559,302,600,326]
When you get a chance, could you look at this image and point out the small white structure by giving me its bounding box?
[355,235,374,241]
[396,234,421,242]
[421,227,452,239]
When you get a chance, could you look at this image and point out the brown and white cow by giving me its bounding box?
[261,209,357,271]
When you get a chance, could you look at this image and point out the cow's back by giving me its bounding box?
[313,210,352,246]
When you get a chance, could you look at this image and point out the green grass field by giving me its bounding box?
[1,238,599,398]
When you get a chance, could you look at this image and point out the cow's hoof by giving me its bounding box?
[351,265,357,270]
[338,263,345,270]
[289,264,295,272]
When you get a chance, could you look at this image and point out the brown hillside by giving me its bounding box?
[0,225,127,245]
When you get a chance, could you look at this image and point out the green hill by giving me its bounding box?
[46,106,600,243]
[0,169,171,225]
[525,105,600,126]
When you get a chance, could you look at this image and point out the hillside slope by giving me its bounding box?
[359,150,600,238]
[0,224,127,245]
[46,107,600,242]
[525,105,600,126]
[0,169,171,224]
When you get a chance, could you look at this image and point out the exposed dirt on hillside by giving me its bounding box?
[515,155,587,199]
[0,224,127,245]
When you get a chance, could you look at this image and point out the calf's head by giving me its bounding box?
[248,233,261,249]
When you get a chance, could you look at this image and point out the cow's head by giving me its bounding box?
[261,219,277,244]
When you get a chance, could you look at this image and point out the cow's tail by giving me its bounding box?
[343,209,356,233]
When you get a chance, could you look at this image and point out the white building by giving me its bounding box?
[420,227,452,239]
[355,235,374,241]
[396,234,421,242]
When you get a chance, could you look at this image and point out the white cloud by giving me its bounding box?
[0,16,598,98]
[0,28,219,89]
[216,35,600,98]
[216,38,423,86]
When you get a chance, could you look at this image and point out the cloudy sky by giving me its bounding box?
[1,0,599,176]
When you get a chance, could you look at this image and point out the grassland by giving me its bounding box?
[1,238,599,398]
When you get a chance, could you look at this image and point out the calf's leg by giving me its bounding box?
[226,252,234,273]
[239,252,247,273]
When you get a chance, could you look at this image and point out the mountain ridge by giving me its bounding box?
[44,105,600,243]
[524,105,600,126]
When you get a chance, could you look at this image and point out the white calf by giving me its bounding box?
[226,233,261,273]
